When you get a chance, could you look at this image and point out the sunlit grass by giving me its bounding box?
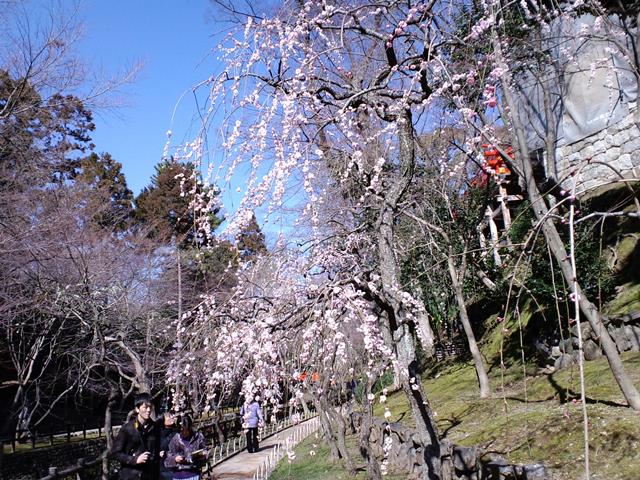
[269,431,406,480]
[373,342,640,479]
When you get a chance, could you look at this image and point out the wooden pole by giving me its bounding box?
[486,206,502,266]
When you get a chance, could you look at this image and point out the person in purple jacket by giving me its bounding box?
[240,395,264,453]
[165,415,208,480]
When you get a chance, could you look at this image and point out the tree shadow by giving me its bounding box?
[393,411,408,423]
[437,405,478,439]
[548,372,627,407]
[505,372,627,407]
[439,417,462,438]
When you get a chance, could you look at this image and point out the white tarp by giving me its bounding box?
[514,12,637,150]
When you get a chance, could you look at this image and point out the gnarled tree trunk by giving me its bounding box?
[376,109,442,479]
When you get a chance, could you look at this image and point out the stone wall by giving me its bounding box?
[555,108,640,193]
[352,413,548,480]
[552,311,640,370]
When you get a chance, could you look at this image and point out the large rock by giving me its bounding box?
[411,432,424,446]
[412,450,427,477]
[524,463,549,479]
[369,424,381,444]
[394,441,414,472]
[571,321,593,341]
[483,458,516,479]
[583,339,602,360]
[453,445,478,473]
[554,353,574,370]
[560,339,574,354]
[609,325,632,352]
[625,325,640,351]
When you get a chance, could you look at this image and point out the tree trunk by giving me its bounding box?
[213,409,225,446]
[326,406,356,474]
[396,324,442,480]
[299,393,311,416]
[1,384,24,436]
[411,282,437,357]
[312,394,356,473]
[447,251,490,398]
[376,109,442,479]
[102,385,118,480]
[634,11,640,132]
[318,410,341,461]
[379,319,403,391]
[492,31,640,410]
[359,399,382,480]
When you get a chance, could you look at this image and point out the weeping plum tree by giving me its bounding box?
[177,1,481,476]
[168,1,640,479]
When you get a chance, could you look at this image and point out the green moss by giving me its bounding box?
[613,236,638,272]
[604,282,640,316]
[286,352,640,479]
[269,436,357,480]
[268,432,406,480]
[372,352,640,479]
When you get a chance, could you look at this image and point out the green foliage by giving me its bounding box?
[181,241,238,294]
[399,168,492,336]
[236,212,267,262]
[0,69,95,191]
[76,152,134,231]
[134,159,222,247]
[508,202,615,309]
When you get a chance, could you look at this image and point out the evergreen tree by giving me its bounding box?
[134,159,222,246]
[76,152,133,231]
[236,212,267,262]
[0,69,94,215]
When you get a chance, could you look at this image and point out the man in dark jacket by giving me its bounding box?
[110,393,159,480]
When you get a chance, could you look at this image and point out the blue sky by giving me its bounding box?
[79,0,221,195]
[76,1,298,243]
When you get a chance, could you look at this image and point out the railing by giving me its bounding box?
[0,419,124,454]
[27,409,314,480]
[434,338,468,362]
[2,407,240,454]
[38,456,103,480]
[252,416,321,480]
[206,410,318,471]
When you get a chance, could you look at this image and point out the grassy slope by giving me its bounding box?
[374,302,640,480]
[604,282,640,316]
[274,318,640,479]
[378,352,640,480]
[269,432,406,480]
[271,285,640,480]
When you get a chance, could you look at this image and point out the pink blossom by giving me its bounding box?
[484,97,497,108]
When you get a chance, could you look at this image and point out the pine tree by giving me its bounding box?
[133,159,222,246]
[236,212,267,262]
[76,152,133,231]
